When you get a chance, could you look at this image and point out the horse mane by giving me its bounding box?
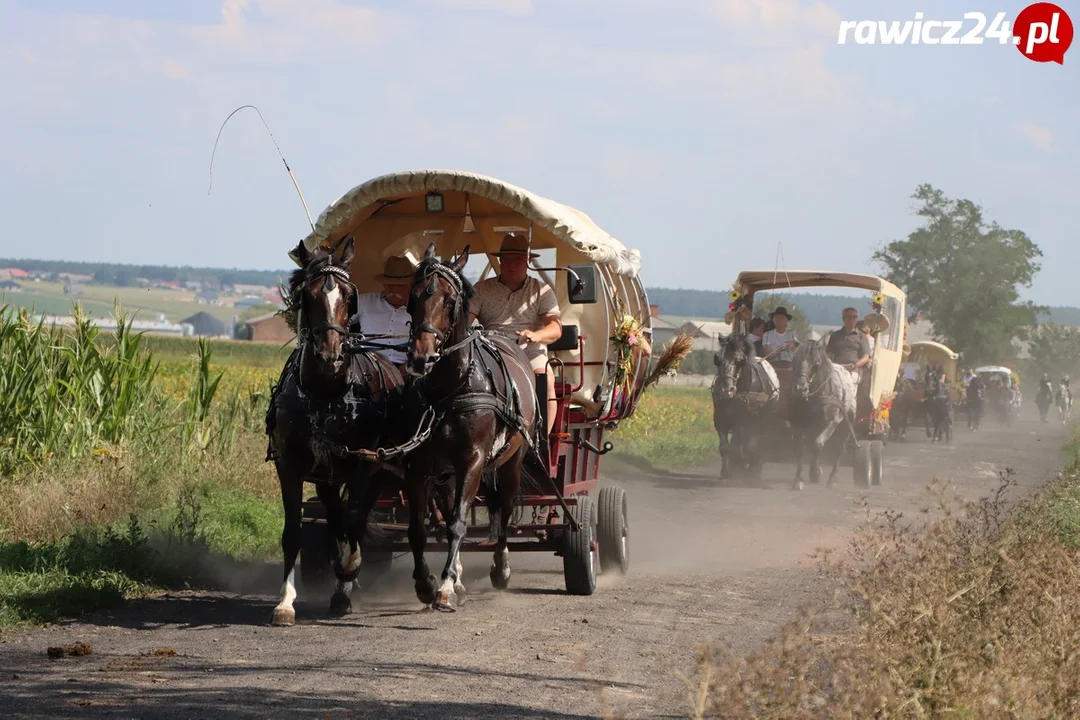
[413,254,476,320]
[791,339,830,383]
[278,249,350,333]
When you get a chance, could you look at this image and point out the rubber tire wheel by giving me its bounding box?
[597,486,630,575]
[299,519,335,596]
[869,440,884,486]
[852,444,872,488]
[563,496,598,596]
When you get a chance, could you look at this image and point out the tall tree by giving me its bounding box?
[872,184,1043,365]
[1028,323,1080,379]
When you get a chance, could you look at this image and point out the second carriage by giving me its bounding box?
[719,270,906,487]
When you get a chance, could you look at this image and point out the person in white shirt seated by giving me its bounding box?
[762,307,798,368]
[348,254,416,373]
[900,351,920,390]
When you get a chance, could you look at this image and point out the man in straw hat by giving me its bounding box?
[470,232,563,436]
[349,254,417,372]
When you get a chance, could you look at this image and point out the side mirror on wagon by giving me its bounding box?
[567,264,598,304]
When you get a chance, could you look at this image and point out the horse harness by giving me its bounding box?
[265,262,407,470]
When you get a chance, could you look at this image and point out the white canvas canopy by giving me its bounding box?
[288,169,650,421]
[292,169,641,278]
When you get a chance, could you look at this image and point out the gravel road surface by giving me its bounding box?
[1,404,1070,719]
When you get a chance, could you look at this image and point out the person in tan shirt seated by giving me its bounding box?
[469,233,563,436]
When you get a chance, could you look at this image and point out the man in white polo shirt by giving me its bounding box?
[470,232,563,436]
[349,254,416,373]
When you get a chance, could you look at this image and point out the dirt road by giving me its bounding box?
[1,406,1070,719]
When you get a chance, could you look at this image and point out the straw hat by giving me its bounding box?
[373,255,416,283]
[495,232,540,259]
[862,313,890,333]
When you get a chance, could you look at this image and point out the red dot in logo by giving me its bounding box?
[1014,2,1074,63]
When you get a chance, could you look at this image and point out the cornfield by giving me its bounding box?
[0,304,273,476]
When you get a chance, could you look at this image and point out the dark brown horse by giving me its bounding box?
[401,242,548,611]
[711,333,778,482]
[265,238,406,626]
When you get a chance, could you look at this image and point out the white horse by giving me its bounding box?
[1056,382,1072,424]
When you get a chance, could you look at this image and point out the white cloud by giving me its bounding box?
[435,0,533,16]
[1017,122,1054,153]
[710,0,843,37]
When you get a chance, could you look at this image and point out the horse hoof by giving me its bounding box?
[792,481,804,492]
[489,565,510,590]
[432,591,457,612]
[454,583,468,604]
[328,591,352,618]
[271,607,296,627]
[415,575,438,606]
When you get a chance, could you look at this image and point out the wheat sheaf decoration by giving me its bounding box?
[641,330,695,391]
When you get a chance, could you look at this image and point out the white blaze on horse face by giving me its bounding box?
[275,568,297,613]
[323,282,342,326]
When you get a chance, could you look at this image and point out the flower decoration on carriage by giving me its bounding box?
[871,292,885,313]
[610,312,643,397]
[727,284,749,312]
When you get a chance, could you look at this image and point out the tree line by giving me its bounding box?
[0,258,288,288]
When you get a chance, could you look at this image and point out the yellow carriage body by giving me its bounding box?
[908,340,962,403]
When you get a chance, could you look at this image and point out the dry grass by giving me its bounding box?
[681,468,1080,718]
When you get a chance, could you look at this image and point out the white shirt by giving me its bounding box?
[762,328,797,362]
[901,361,919,381]
[350,292,411,365]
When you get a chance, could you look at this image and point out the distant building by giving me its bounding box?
[676,320,732,353]
[40,314,190,337]
[7,268,28,280]
[181,311,228,338]
[234,297,267,310]
[645,305,680,349]
[0,279,21,291]
[242,312,294,343]
[196,290,222,305]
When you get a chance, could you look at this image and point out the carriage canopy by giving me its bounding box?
[976,365,1018,387]
[289,169,650,420]
[908,341,960,382]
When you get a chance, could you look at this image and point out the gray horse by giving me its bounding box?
[788,339,857,491]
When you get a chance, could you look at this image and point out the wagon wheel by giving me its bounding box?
[563,496,598,596]
[868,440,884,486]
[597,486,630,575]
[852,444,872,488]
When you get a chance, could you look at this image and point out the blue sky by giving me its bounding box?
[1,0,1076,304]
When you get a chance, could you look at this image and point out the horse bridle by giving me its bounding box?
[717,342,746,396]
[296,265,357,348]
[409,261,467,359]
